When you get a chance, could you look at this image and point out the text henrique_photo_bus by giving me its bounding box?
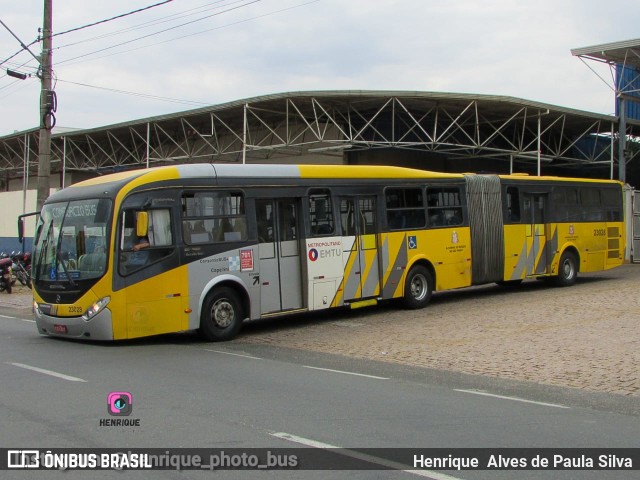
[20,163,625,342]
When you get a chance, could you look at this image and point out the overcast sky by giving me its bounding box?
[0,0,637,137]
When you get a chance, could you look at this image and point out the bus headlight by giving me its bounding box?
[83,296,110,322]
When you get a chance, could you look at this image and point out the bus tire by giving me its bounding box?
[553,250,578,287]
[199,287,244,341]
[402,265,432,309]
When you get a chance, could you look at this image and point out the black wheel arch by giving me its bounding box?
[201,279,251,321]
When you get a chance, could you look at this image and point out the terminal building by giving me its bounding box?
[1,40,640,257]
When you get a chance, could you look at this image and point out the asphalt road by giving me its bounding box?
[0,310,638,480]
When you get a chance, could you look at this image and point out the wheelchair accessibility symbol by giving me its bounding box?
[408,235,417,249]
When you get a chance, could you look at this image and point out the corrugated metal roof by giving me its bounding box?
[0,90,624,142]
[571,38,640,68]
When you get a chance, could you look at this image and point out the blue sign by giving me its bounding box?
[408,235,417,249]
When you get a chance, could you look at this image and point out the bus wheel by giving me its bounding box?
[199,287,244,341]
[402,265,432,309]
[553,251,578,287]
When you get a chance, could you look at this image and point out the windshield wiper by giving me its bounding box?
[34,220,54,282]
[55,249,76,287]
[52,220,76,288]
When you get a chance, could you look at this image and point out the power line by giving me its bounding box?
[0,45,35,69]
[0,19,40,67]
[45,0,175,40]
[55,0,235,49]
[0,1,175,69]
[0,0,322,125]
[57,0,320,68]
[56,0,262,66]
[56,78,209,106]
[0,77,34,97]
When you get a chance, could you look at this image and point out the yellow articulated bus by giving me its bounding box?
[26,164,624,341]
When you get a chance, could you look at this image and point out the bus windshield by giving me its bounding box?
[33,199,112,285]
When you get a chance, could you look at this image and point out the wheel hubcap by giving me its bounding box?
[211,299,234,328]
[411,274,428,301]
[562,259,575,279]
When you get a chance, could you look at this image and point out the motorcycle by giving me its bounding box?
[0,256,12,293]
[0,252,16,287]
[10,251,31,288]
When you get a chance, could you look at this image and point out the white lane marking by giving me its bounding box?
[204,349,261,360]
[7,362,87,382]
[302,365,389,380]
[454,389,569,409]
[0,314,35,322]
[270,432,463,480]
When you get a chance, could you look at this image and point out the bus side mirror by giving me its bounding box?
[136,211,149,237]
[17,211,38,244]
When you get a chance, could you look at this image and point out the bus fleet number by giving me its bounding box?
[593,228,606,237]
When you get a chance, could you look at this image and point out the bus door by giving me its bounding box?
[339,196,381,301]
[523,193,548,275]
[119,207,186,339]
[256,198,303,314]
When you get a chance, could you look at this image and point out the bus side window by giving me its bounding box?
[148,209,172,246]
[279,203,297,241]
[385,187,425,230]
[358,197,376,235]
[506,187,520,222]
[340,200,356,236]
[181,191,247,244]
[119,208,173,275]
[602,187,623,221]
[309,189,334,236]
[256,200,274,243]
[426,186,462,228]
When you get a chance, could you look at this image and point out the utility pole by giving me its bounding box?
[36,0,53,211]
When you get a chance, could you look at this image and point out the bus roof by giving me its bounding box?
[69,164,462,189]
[68,163,620,191]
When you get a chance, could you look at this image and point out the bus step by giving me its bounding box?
[348,299,378,310]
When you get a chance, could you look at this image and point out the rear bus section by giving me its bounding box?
[499,178,624,286]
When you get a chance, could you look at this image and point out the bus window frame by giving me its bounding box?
[425,184,464,228]
[118,206,176,277]
[181,189,248,245]
[307,188,335,237]
[384,186,426,231]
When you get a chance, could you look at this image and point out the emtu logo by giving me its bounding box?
[107,392,133,416]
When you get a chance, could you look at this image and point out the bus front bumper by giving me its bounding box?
[34,306,114,341]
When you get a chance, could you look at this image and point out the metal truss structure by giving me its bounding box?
[1,91,639,187]
[572,38,640,183]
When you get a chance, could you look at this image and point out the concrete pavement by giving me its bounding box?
[2,265,638,397]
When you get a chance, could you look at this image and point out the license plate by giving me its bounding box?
[53,324,68,334]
